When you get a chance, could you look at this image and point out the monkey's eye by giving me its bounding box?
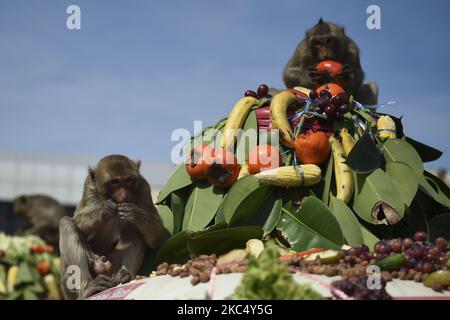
[311,39,321,47]
[325,38,335,45]
[109,179,120,186]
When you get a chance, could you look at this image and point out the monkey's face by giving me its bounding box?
[12,196,29,218]
[91,155,141,203]
[310,35,341,61]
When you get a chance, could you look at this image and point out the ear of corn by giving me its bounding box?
[254,165,321,187]
[43,274,61,300]
[237,162,250,180]
[377,115,397,139]
[339,128,356,157]
[7,265,19,293]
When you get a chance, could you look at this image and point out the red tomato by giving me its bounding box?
[205,149,240,188]
[247,145,282,174]
[44,245,54,253]
[316,60,343,78]
[316,83,346,97]
[36,261,51,275]
[31,244,45,254]
[185,144,215,180]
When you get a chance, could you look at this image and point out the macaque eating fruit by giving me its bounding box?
[59,155,162,299]
[282,18,378,105]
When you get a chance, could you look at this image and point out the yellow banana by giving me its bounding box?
[377,115,397,140]
[270,91,298,148]
[293,86,312,96]
[237,161,251,179]
[339,128,356,157]
[220,96,258,150]
[329,136,354,204]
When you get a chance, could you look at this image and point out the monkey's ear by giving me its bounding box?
[16,195,27,204]
[135,160,141,170]
[318,17,324,24]
[88,167,95,182]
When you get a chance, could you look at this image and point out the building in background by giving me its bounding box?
[0,151,174,233]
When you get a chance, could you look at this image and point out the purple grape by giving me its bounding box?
[338,104,350,114]
[421,262,434,273]
[406,247,422,259]
[324,104,337,117]
[257,84,269,98]
[435,237,447,249]
[309,90,318,100]
[406,258,418,269]
[244,90,257,98]
[402,238,414,250]
[319,89,332,99]
[391,239,403,253]
[413,231,428,242]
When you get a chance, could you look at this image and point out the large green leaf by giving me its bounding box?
[156,164,193,204]
[187,226,263,256]
[171,189,187,234]
[157,204,174,235]
[353,169,405,225]
[428,214,450,241]
[418,175,450,209]
[360,226,379,249]
[182,182,224,231]
[261,193,283,235]
[385,162,418,206]
[156,231,191,264]
[383,139,423,176]
[276,207,341,251]
[346,132,381,174]
[424,171,450,200]
[406,137,442,163]
[219,175,261,224]
[228,185,273,227]
[329,195,364,246]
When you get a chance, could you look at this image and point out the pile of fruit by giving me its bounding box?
[154,60,450,277]
[0,233,61,300]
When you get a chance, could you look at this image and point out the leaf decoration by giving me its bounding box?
[346,132,381,174]
[219,175,262,224]
[406,137,442,162]
[383,139,423,176]
[329,195,364,246]
[276,206,342,251]
[385,162,418,206]
[156,164,193,204]
[428,214,450,241]
[183,182,224,231]
[261,193,283,235]
[156,231,191,264]
[353,169,405,225]
[171,189,187,234]
[187,226,263,256]
[360,225,380,249]
[157,204,174,235]
[418,175,450,209]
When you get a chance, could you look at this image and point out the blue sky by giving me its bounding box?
[0,0,449,169]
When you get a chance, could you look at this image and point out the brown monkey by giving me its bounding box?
[59,155,162,299]
[282,18,378,105]
[13,194,68,248]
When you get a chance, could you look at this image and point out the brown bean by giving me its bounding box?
[199,272,210,283]
[157,263,169,271]
[191,276,200,285]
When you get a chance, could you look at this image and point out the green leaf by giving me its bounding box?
[346,132,381,173]
[418,175,450,208]
[187,226,263,256]
[428,214,450,241]
[261,193,283,235]
[383,139,423,176]
[156,164,193,204]
[353,169,405,225]
[157,204,174,235]
[276,207,341,251]
[183,182,224,231]
[385,162,418,206]
[16,262,34,285]
[406,137,442,162]
[360,226,379,249]
[322,155,334,205]
[329,195,364,246]
[22,288,39,300]
[27,282,44,294]
[424,171,450,200]
[171,189,187,233]
[220,175,262,224]
[156,231,191,264]
[228,185,273,227]
[354,109,376,127]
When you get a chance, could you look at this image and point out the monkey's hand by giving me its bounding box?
[309,67,333,85]
[117,203,142,223]
[104,199,118,218]
[337,64,354,81]
[113,266,133,285]
[84,274,117,298]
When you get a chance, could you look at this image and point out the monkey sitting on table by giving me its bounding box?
[281,18,378,105]
[59,155,162,299]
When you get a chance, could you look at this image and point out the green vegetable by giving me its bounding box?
[375,253,406,271]
[230,242,322,300]
[424,270,450,287]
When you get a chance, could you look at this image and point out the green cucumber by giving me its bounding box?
[375,253,406,271]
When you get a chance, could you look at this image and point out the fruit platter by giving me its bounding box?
[0,233,61,300]
[150,59,450,299]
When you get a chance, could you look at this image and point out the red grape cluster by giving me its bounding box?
[332,276,392,300]
[309,90,351,120]
[244,84,270,99]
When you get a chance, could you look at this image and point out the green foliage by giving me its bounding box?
[230,242,322,300]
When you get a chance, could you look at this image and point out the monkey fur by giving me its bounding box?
[13,194,68,249]
[59,155,162,299]
[282,18,378,105]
